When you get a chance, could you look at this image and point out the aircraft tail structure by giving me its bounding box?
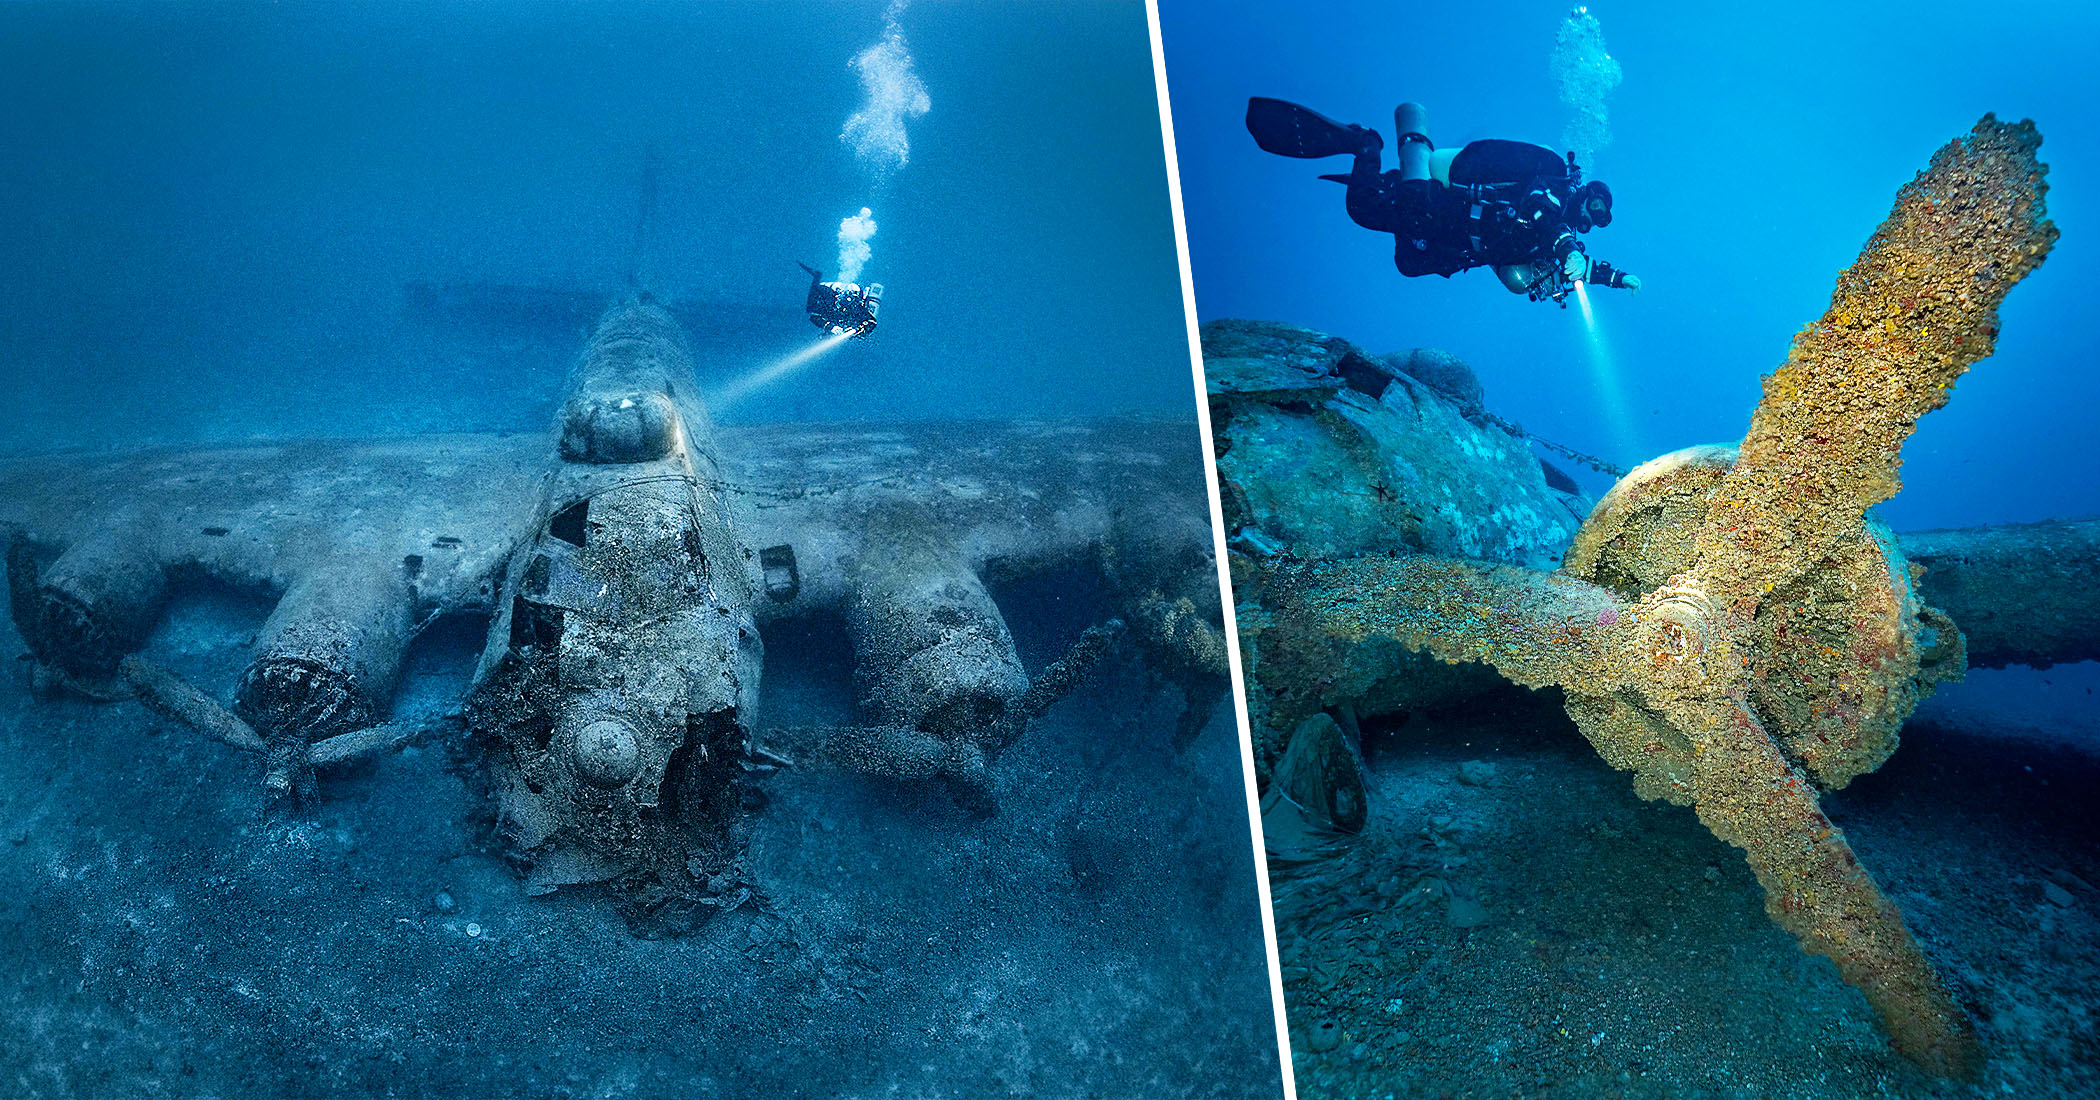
[626,144,662,293]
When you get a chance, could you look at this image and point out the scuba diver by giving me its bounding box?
[798,262,882,338]
[1246,97,1638,306]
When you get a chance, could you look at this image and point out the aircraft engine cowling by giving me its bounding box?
[10,522,168,682]
[845,548,1028,747]
[236,559,416,742]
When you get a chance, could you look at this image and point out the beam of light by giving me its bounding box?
[712,332,850,412]
[1572,280,1638,459]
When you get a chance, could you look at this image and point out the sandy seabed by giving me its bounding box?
[0,569,1283,1099]
[1275,671,2099,1100]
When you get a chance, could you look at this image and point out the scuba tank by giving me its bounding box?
[1393,102,1432,182]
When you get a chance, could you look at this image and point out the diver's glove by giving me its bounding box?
[1588,259,1640,293]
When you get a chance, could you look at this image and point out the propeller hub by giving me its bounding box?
[569,718,643,789]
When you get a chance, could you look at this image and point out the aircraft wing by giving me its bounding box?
[719,418,1212,618]
[0,417,1212,636]
[0,433,549,618]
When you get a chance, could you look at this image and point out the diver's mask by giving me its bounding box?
[1569,181,1614,231]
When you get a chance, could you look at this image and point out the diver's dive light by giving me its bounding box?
[1524,233,1586,306]
[1528,238,1635,307]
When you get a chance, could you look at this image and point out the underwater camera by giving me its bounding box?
[1524,234,1635,307]
[806,279,882,338]
[1521,233,1587,306]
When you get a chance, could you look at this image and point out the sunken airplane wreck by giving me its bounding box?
[1,299,1227,909]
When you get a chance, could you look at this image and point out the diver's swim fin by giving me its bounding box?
[1247,97,1370,159]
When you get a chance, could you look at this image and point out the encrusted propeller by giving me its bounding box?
[1253,116,2055,1076]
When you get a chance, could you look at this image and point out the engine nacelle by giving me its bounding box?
[10,522,168,683]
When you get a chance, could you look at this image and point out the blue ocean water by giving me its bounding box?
[0,4,1283,1096]
[0,0,1195,448]
[1162,0,2098,533]
[1166,5,2100,1096]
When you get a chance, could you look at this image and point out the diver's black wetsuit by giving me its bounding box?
[1246,98,1632,299]
[1339,147,1465,277]
[799,262,842,321]
[797,262,879,336]
[1339,138,1593,278]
